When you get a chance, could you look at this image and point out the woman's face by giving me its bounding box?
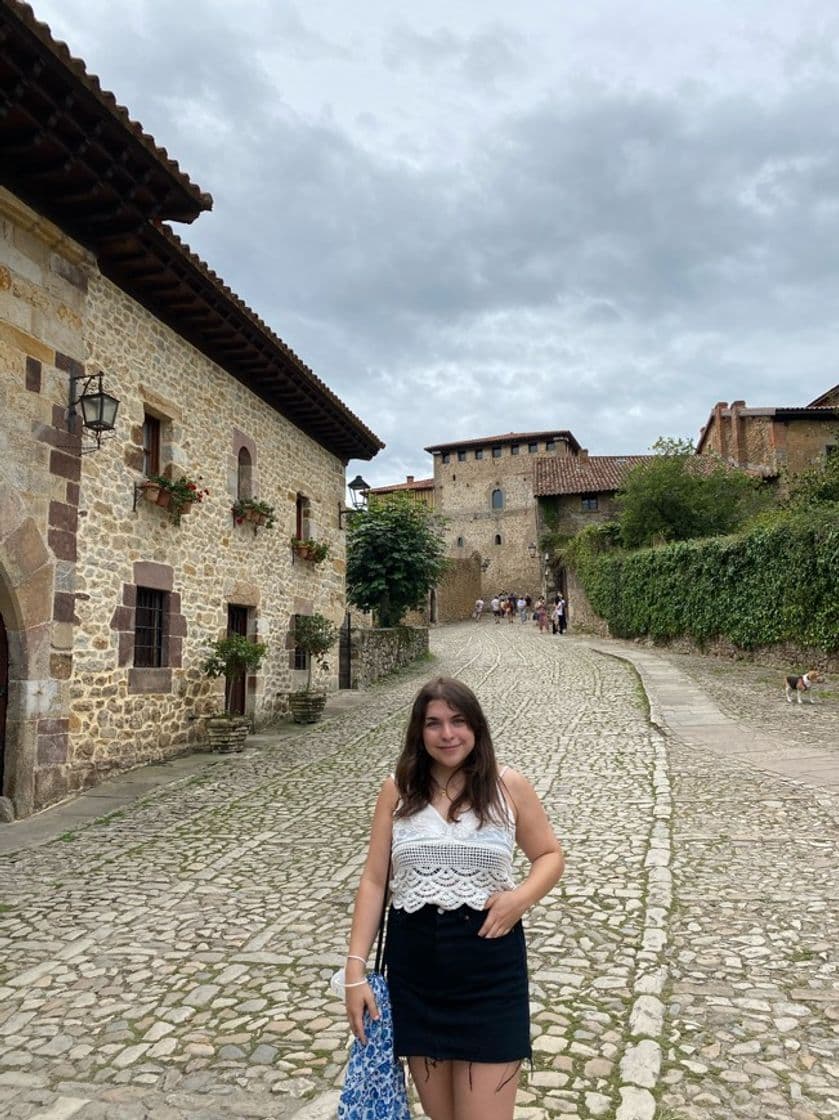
[422,698,476,772]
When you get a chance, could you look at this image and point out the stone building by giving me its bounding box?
[0,1,382,819]
[367,475,435,509]
[426,430,581,601]
[696,387,838,477]
[533,453,654,536]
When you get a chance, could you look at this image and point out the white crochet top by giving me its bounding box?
[390,770,516,913]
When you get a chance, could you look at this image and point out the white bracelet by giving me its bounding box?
[343,977,369,988]
[346,954,367,965]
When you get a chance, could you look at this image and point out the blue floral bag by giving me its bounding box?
[337,971,410,1120]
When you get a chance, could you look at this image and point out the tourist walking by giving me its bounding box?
[534,598,548,632]
[491,595,501,624]
[516,596,527,623]
[473,597,485,622]
[343,677,564,1120]
[553,595,567,635]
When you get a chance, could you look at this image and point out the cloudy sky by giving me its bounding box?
[34,0,839,485]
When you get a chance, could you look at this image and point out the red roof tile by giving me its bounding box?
[534,455,655,496]
[4,0,212,216]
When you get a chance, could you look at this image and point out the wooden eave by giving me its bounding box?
[0,0,212,244]
[97,223,383,461]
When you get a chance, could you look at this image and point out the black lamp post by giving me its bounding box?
[68,371,120,450]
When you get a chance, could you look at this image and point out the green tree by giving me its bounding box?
[616,437,767,549]
[346,494,449,627]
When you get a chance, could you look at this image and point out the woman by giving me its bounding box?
[343,677,564,1120]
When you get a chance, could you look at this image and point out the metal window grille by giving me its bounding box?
[135,587,165,667]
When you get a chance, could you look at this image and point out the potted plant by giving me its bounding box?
[288,612,339,723]
[146,473,209,524]
[201,634,267,751]
[232,497,276,530]
[289,536,330,563]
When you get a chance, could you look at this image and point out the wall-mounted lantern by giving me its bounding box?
[339,474,371,528]
[68,370,120,451]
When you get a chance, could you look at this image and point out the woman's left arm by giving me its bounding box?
[479,770,564,939]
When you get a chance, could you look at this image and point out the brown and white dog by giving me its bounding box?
[784,670,821,704]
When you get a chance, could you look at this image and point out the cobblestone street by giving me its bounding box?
[1,623,837,1120]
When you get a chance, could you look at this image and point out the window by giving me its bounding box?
[456,535,464,547]
[494,533,502,545]
[457,450,467,462]
[134,587,166,667]
[293,614,309,670]
[545,439,556,451]
[237,447,253,500]
[528,441,538,453]
[296,494,310,539]
[492,446,502,459]
[142,414,161,477]
[491,489,504,510]
[475,448,484,460]
[581,496,599,511]
[510,444,519,456]
[442,452,450,464]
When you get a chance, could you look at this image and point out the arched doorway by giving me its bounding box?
[0,610,7,799]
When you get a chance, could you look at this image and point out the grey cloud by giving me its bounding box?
[382,23,527,90]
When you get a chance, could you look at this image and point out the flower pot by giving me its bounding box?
[207,715,250,753]
[288,690,327,724]
[140,482,162,504]
[155,488,172,509]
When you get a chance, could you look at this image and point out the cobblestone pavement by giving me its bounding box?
[0,624,837,1120]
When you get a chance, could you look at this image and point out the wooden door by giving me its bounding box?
[226,604,248,715]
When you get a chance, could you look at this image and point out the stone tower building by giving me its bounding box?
[426,430,581,600]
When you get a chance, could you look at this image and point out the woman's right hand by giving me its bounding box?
[346,980,380,1045]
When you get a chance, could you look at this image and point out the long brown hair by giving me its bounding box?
[394,677,505,825]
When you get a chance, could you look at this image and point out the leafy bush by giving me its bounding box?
[572,507,839,651]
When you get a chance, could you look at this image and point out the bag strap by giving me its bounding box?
[374,859,391,975]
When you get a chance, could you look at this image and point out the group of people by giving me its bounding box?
[473,593,567,634]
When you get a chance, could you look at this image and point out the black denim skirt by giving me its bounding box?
[384,904,531,1064]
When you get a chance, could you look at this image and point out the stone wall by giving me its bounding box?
[0,189,351,816]
[700,406,837,476]
[435,555,482,622]
[349,626,429,689]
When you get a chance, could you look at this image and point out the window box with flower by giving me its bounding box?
[139,473,209,524]
[289,536,330,563]
[232,497,276,531]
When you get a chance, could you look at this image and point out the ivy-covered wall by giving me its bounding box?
[572,510,838,653]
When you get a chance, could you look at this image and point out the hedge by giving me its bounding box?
[572,508,839,651]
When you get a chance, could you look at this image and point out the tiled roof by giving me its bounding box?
[425,430,580,453]
[534,455,655,497]
[2,0,212,218]
[368,477,434,494]
[807,384,839,407]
